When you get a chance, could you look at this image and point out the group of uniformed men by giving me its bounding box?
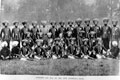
[0,18,120,60]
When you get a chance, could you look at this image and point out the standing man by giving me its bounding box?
[12,22,21,47]
[58,21,65,38]
[21,21,31,40]
[52,39,62,58]
[111,20,120,44]
[31,21,39,44]
[49,22,57,39]
[110,20,120,59]
[101,18,112,50]
[1,22,11,48]
[84,19,91,39]
[74,18,84,47]
[92,19,102,38]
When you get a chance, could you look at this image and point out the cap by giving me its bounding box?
[103,18,109,22]
[2,21,9,26]
[22,21,27,25]
[13,21,19,25]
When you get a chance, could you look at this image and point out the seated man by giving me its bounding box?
[21,39,32,59]
[0,41,10,60]
[12,22,21,47]
[93,38,107,59]
[109,41,119,59]
[10,41,20,59]
[34,39,44,59]
[67,38,77,59]
[52,39,62,59]
[81,39,89,59]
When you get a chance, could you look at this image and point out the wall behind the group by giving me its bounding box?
[0,0,120,25]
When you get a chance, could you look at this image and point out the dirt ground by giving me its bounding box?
[0,59,119,75]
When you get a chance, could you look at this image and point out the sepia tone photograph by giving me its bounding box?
[0,0,119,76]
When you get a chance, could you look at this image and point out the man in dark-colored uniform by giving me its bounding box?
[81,39,89,56]
[34,39,44,59]
[31,22,39,44]
[88,35,98,58]
[110,20,120,59]
[37,29,43,40]
[65,30,73,46]
[110,41,119,59]
[10,41,20,59]
[84,19,91,38]
[12,22,21,47]
[49,22,57,39]
[92,19,102,38]
[42,33,49,46]
[52,39,62,58]
[21,39,30,58]
[93,38,107,59]
[63,22,69,39]
[47,32,53,46]
[74,18,85,46]
[1,22,11,48]
[89,31,96,40]
[58,21,65,38]
[21,21,31,40]
[26,32,34,48]
[21,31,34,60]
[101,18,112,50]
[111,20,120,45]
[67,21,74,34]
[67,38,77,56]
[0,42,10,60]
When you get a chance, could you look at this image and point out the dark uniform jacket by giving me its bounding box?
[12,27,21,41]
[101,26,112,39]
[21,27,30,39]
[34,46,44,56]
[67,44,77,55]
[49,27,57,39]
[93,25,102,38]
[84,25,91,38]
[1,28,11,41]
[111,27,120,41]
[31,27,39,41]
[52,44,62,56]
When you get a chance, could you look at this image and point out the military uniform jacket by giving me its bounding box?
[58,27,64,34]
[93,26,102,37]
[1,28,11,41]
[93,44,107,54]
[52,45,62,55]
[21,46,29,56]
[21,27,30,39]
[34,46,44,56]
[88,39,96,51]
[81,45,89,55]
[67,44,77,55]
[111,27,120,40]
[49,27,57,39]
[84,26,91,38]
[31,27,39,39]
[74,26,84,38]
[12,28,21,41]
[101,26,112,39]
